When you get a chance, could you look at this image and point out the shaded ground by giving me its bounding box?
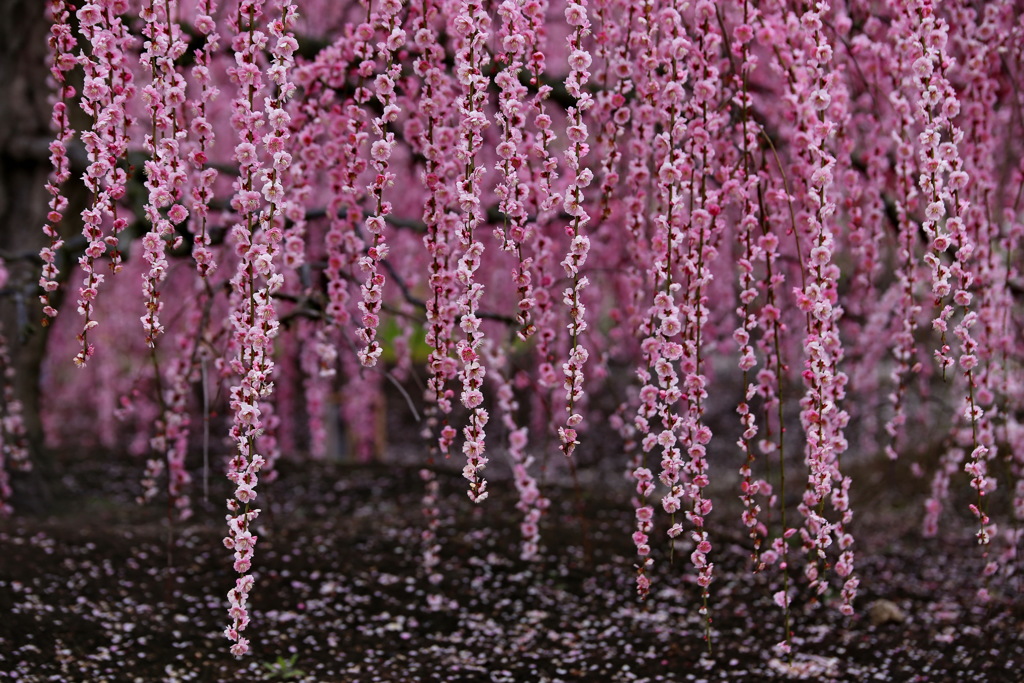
[0,452,1022,682]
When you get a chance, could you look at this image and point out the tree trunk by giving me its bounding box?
[0,0,84,510]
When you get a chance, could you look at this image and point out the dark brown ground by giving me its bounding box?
[0,450,1021,682]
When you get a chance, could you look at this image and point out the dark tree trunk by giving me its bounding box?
[0,0,85,510]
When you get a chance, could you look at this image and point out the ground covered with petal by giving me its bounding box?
[0,453,1021,682]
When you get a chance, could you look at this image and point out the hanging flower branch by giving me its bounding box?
[221,0,298,657]
[72,0,136,366]
[787,0,854,613]
[556,0,594,460]
[412,0,459,458]
[187,0,221,280]
[356,0,405,367]
[732,0,769,572]
[39,0,79,323]
[451,0,492,502]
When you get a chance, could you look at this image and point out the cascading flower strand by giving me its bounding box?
[356,0,405,367]
[804,3,857,615]
[519,0,562,413]
[557,0,594,459]
[222,0,270,656]
[677,1,727,631]
[627,0,663,600]
[140,0,189,347]
[732,0,769,571]
[487,343,548,561]
[948,2,1010,583]
[72,0,136,366]
[450,0,492,502]
[767,0,853,612]
[187,0,221,280]
[136,0,190,513]
[221,0,298,657]
[39,0,78,323]
[494,0,536,339]
[902,0,993,553]
[409,0,460,459]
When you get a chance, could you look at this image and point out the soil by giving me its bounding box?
[0,451,1022,682]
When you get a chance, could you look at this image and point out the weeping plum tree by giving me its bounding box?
[0,0,1021,658]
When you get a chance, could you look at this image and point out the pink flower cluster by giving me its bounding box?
[72,0,137,366]
[139,0,189,347]
[777,0,854,608]
[488,344,548,561]
[355,0,405,368]
[187,0,222,279]
[901,0,994,547]
[412,0,460,457]
[556,1,593,460]
[221,0,298,656]
[493,0,537,339]
[451,0,492,503]
[39,0,79,323]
